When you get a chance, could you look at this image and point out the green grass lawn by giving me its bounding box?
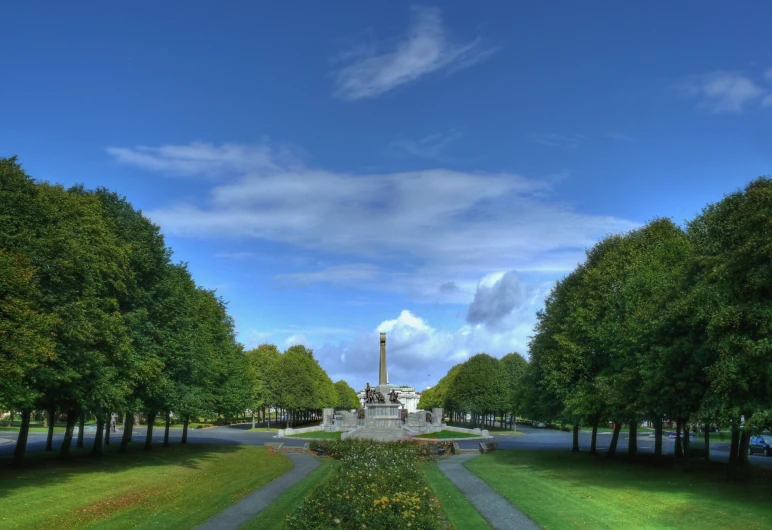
[0,426,65,434]
[286,431,341,439]
[466,450,772,529]
[413,431,481,439]
[419,461,491,529]
[242,458,338,530]
[0,443,292,529]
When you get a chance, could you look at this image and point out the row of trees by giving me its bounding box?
[522,176,772,477]
[418,352,527,428]
[1,157,251,465]
[243,343,360,428]
[419,177,771,477]
[1,157,362,464]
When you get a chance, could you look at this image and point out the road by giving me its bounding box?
[3,424,771,468]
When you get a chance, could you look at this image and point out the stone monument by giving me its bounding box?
[345,333,407,441]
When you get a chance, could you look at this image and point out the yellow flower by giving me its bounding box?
[334,519,341,525]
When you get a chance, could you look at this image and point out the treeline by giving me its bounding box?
[422,177,772,477]
[1,157,250,464]
[523,176,771,478]
[0,157,358,465]
[243,343,360,428]
[418,352,528,428]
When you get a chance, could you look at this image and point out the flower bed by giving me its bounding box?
[286,439,450,529]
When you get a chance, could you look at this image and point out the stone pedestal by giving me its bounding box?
[432,408,443,427]
[364,402,402,429]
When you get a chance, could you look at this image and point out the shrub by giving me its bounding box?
[288,439,446,529]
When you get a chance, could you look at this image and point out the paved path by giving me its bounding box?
[195,453,319,530]
[438,454,539,530]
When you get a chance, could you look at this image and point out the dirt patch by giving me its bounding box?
[69,489,164,524]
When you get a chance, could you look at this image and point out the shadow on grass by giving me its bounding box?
[0,442,243,500]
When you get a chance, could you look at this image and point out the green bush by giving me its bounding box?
[288,440,446,529]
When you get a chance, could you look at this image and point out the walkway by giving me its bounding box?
[438,454,540,530]
[195,453,319,530]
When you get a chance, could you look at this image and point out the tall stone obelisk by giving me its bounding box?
[379,332,388,385]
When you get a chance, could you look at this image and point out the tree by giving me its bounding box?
[688,177,772,475]
[500,353,528,428]
[334,380,360,410]
[447,354,505,428]
[244,344,281,428]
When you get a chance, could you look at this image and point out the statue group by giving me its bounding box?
[364,382,402,405]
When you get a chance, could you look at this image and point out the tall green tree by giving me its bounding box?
[688,177,772,474]
[333,380,360,410]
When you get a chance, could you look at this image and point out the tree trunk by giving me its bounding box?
[607,421,622,458]
[683,424,692,470]
[589,418,599,456]
[76,410,86,449]
[91,416,104,457]
[163,411,171,447]
[252,410,256,429]
[46,404,56,451]
[738,430,751,466]
[654,418,663,458]
[59,409,78,459]
[674,418,683,459]
[628,422,638,456]
[145,412,156,450]
[181,417,189,444]
[703,425,711,462]
[119,412,134,453]
[13,408,32,466]
[572,423,580,452]
[727,427,740,480]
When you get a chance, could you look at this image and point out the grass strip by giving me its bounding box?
[241,458,338,530]
[466,450,772,529]
[286,431,341,439]
[413,431,480,439]
[0,443,292,530]
[419,461,491,529]
[0,427,65,433]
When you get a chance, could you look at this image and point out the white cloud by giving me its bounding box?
[275,264,383,287]
[108,141,637,301]
[332,6,497,100]
[391,130,462,159]
[315,301,544,391]
[529,133,589,148]
[106,141,302,179]
[678,71,766,113]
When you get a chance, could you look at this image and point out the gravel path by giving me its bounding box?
[438,454,540,530]
[195,453,320,530]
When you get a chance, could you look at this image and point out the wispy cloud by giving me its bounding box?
[529,133,589,148]
[108,141,637,303]
[605,131,634,142]
[332,6,497,100]
[677,70,767,113]
[106,141,302,179]
[391,130,462,159]
[214,251,258,259]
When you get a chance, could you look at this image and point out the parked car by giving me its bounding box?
[749,436,772,456]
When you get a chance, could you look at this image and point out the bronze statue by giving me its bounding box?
[373,391,385,403]
[365,382,374,404]
[389,389,401,405]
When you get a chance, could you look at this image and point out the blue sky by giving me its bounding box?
[3,1,771,391]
